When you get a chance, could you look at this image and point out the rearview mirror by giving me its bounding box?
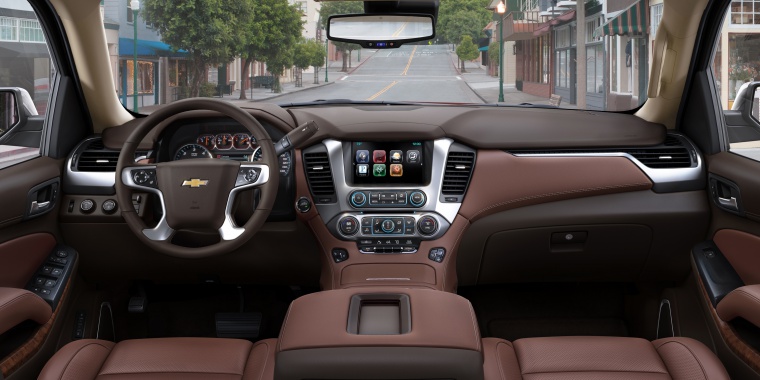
[327,14,435,49]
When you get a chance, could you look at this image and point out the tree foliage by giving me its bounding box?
[437,0,491,44]
[142,0,250,96]
[294,39,326,70]
[456,35,479,72]
[239,0,303,95]
[318,1,363,71]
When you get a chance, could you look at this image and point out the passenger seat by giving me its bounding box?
[483,336,729,380]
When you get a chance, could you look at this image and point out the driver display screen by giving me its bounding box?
[350,141,427,185]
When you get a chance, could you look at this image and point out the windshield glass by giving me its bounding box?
[100,0,654,112]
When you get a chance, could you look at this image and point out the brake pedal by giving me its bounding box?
[215,312,262,338]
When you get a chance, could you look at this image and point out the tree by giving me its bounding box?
[265,46,294,93]
[437,0,491,44]
[488,40,500,75]
[142,0,249,97]
[318,1,363,72]
[236,0,303,98]
[294,39,327,84]
[456,35,479,72]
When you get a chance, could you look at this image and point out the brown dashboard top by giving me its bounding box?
[102,104,666,150]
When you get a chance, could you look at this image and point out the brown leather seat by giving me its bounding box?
[38,337,275,380]
[483,336,730,380]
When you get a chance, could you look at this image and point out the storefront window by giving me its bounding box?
[726,33,760,100]
[124,60,155,95]
[586,17,603,43]
[0,17,19,41]
[587,44,604,93]
[731,0,760,25]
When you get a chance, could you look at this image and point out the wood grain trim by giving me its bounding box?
[0,281,71,378]
[459,151,653,222]
[695,267,760,374]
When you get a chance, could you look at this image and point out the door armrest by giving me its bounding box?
[0,287,52,335]
[717,285,760,328]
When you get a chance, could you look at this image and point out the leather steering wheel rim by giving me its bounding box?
[115,98,279,258]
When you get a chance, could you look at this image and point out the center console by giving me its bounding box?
[275,288,483,380]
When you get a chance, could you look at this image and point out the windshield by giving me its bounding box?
[101,0,653,112]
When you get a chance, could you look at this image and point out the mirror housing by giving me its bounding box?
[0,87,36,138]
[327,13,435,48]
[732,81,760,124]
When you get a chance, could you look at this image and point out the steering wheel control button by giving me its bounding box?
[331,248,349,263]
[339,216,359,236]
[417,216,438,236]
[80,199,95,214]
[409,191,426,207]
[429,248,446,263]
[296,197,312,213]
[236,167,262,186]
[132,169,157,187]
[102,199,118,214]
[350,191,367,207]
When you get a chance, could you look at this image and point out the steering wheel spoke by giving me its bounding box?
[217,164,271,241]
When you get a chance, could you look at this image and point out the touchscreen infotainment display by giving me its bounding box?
[350,141,428,185]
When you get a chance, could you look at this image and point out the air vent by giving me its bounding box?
[623,147,692,168]
[303,151,335,201]
[442,151,475,195]
[76,140,120,172]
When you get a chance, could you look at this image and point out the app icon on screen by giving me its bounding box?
[357,164,368,176]
[407,150,420,164]
[390,164,403,177]
[390,150,403,163]
[373,164,386,177]
[373,150,386,163]
[356,150,369,164]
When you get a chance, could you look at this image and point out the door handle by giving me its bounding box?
[30,200,51,214]
[24,178,60,219]
[718,196,739,211]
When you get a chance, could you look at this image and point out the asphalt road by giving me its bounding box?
[270,44,484,104]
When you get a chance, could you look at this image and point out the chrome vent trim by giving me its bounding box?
[303,151,336,201]
[442,151,475,195]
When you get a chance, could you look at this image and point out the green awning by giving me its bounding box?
[594,0,648,38]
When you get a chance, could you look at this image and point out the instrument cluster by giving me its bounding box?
[174,133,262,162]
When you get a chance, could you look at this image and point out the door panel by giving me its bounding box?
[0,233,56,288]
[0,157,62,228]
[713,229,760,285]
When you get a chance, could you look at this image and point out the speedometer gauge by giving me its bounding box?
[215,133,233,150]
[233,133,251,150]
[249,146,262,162]
[174,144,212,160]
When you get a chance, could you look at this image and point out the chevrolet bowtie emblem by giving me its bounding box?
[182,179,209,188]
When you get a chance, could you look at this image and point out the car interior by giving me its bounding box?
[3,0,760,378]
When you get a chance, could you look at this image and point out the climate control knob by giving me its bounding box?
[350,191,367,207]
[417,215,438,236]
[409,191,426,207]
[381,219,395,233]
[338,216,359,236]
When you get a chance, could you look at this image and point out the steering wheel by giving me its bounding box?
[115,98,279,258]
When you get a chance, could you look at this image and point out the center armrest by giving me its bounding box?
[0,288,52,336]
[275,288,483,380]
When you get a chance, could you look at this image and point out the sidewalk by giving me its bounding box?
[448,51,560,106]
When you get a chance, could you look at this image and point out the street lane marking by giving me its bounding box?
[392,22,409,37]
[401,45,418,75]
[456,76,462,80]
[341,76,348,80]
[366,81,398,101]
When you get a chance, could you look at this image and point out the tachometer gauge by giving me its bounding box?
[233,133,251,150]
[249,146,262,162]
[174,144,212,160]
[215,133,233,150]
[197,134,215,149]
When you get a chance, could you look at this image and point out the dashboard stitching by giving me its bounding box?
[469,182,652,221]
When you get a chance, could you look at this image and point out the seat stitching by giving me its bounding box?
[496,341,522,379]
[56,342,113,380]
[520,369,671,375]
[249,340,272,380]
[655,340,709,380]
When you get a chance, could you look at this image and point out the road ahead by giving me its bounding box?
[269,44,484,104]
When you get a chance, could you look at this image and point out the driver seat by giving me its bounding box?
[38,337,275,380]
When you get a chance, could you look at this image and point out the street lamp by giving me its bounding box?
[325,39,329,82]
[497,0,506,103]
[131,0,139,112]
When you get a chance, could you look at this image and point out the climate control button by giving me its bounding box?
[338,216,359,236]
[417,215,438,236]
[381,219,396,233]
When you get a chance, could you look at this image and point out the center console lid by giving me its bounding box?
[275,288,483,380]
